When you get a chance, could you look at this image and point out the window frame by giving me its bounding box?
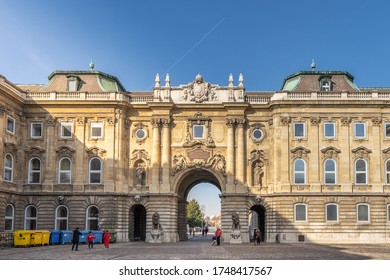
[90,121,103,139]
[28,157,41,184]
[325,203,339,222]
[4,153,14,182]
[385,159,390,185]
[324,122,336,139]
[58,157,72,184]
[324,158,337,185]
[89,157,102,184]
[24,205,38,230]
[193,124,205,139]
[385,122,390,138]
[86,205,99,230]
[55,205,69,230]
[293,158,306,185]
[387,204,390,223]
[354,158,368,185]
[5,204,14,232]
[293,122,305,139]
[30,122,43,139]
[60,122,73,139]
[357,203,370,223]
[354,122,366,139]
[320,79,332,91]
[6,116,15,134]
[294,203,308,222]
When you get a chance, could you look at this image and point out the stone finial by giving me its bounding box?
[228,73,233,87]
[89,59,94,70]
[155,73,160,88]
[311,59,316,70]
[238,73,244,87]
[165,73,170,87]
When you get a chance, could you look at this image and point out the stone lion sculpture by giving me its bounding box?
[231,212,241,230]
[152,212,163,230]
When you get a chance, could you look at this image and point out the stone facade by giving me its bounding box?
[1,70,390,243]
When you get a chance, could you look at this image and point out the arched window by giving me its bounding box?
[86,206,99,230]
[387,204,390,222]
[324,158,336,185]
[4,154,13,182]
[28,158,41,184]
[294,203,307,222]
[385,159,390,185]
[24,205,38,230]
[293,159,306,184]
[355,159,368,185]
[55,206,68,230]
[89,157,102,184]
[326,203,339,222]
[5,204,14,231]
[357,203,370,223]
[59,158,72,184]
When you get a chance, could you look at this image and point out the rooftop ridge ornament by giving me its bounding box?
[155,73,160,87]
[228,73,234,87]
[89,59,94,71]
[311,59,316,71]
[165,73,170,87]
[238,73,244,87]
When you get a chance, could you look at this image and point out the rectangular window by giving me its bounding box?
[326,204,338,222]
[6,116,15,134]
[357,204,369,222]
[388,205,390,222]
[60,122,72,138]
[31,123,43,138]
[293,122,305,138]
[295,204,307,222]
[193,125,205,139]
[324,122,335,139]
[354,122,366,138]
[68,80,77,91]
[90,122,103,139]
[385,123,390,138]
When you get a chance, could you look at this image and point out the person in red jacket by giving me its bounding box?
[87,231,95,249]
[215,227,222,246]
[103,230,111,249]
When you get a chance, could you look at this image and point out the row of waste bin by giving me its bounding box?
[13,230,116,247]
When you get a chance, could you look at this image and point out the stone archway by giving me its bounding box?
[174,168,224,241]
[250,205,266,242]
[129,204,146,241]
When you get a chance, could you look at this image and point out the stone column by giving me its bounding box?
[226,118,235,192]
[236,118,246,189]
[42,116,56,192]
[160,118,171,192]
[340,117,352,192]
[150,118,161,192]
[371,117,382,192]
[309,117,321,192]
[73,117,85,192]
[279,116,291,192]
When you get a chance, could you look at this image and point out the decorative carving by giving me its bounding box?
[106,116,115,126]
[76,117,85,125]
[45,115,56,126]
[280,116,291,125]
[171,153,226,176]
[268,119,273,126]
[25,147,45,155]
[291,146,311,159]
[382,147,390,159]
[183,113,215,148]
[231,212,241,230]
[186,147,210,161]
[231,212,242,241]
[150,212,164,242]
[341,117,351,126]
[130,149,151,165]
[249,123,265,143]
[132,123,149,144]
[4,142,17,154]
[310,116,321,126]
[321,146,341,159]
[57,196,65,204]
[181,74,218,103]
[135,163,146,187]
[85,146,107,157]
[253,162,264,186]
[134,195,141,204]
[56,145,76,158]
[152,212,163,230]
[352,146,372,159]
[371,117,382,126]
[247,149,269,166]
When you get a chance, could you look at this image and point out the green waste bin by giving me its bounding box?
[13,230,32,247]
[30,231,43,246]
[41,230,50,245]
[109,231,117,243]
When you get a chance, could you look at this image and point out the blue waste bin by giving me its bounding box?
[91,230,104,244]
[79,230,88,244]
[60,230,73,244]
[49,230,61,245]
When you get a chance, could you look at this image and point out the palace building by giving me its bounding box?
[1,66,390,243]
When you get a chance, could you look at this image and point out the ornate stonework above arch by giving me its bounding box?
[321,146,341,159]
[247,149,269,166]
[85,146,107,158]
[181,74,218,103]
[130,149,151,166]
[56,145,76,159]
[4,142,17,154]
[382,147,390,159]
[291,146,311,159]
[25,147,45,156]
[171,153,226,176]
[352,146,372,160]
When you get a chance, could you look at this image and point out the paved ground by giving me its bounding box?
[1,234,390,260]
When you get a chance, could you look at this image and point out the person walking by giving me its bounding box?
[204,226,209,237]
[254,229,261,246]
[103,230,111,249]
[71,227,82,251]
[215,227,222,246]
[87,231,95,249]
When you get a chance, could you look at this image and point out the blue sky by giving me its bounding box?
[187,183,221,217]
[1,0,389,91]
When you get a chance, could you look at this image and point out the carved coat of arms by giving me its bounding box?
[182,74,217,103]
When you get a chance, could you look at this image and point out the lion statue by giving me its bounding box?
[152,212,163,230]
[231,212,241,230]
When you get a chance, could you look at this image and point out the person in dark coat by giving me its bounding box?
[71,227,82,251]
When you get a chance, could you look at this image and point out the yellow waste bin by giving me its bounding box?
[41,230,50,246]
[13,230,32,247]
[30,231,43,246]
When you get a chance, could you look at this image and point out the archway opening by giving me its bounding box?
[249,205,266,242]
[129,204,146,241]
[176,169,222,241]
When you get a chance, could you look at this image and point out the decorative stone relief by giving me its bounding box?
[150,212,164,243]
[25,147,45,156]
[130,149,151,165]
[310,116,321,126]
[181,74,218,103]
[76,117,85,125]
[171,153,226,176]
[230,212,242,244]
[247,149,269,166]
[85,146,107,158]
[135,162,146,187]
[352,146,372,159]
[106,116,115,126]
[321,146,341,159]
[183,112,215,148]
[4,142,17,154]
[291,146,311,159]
[132,123,149,144]
[371,116,382,126]
[280,116,291,125]
[341,117,351,126]
[249,123,266,144]
[382,147,390,159]
[45,115,56,126]
[56,145,76,159]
